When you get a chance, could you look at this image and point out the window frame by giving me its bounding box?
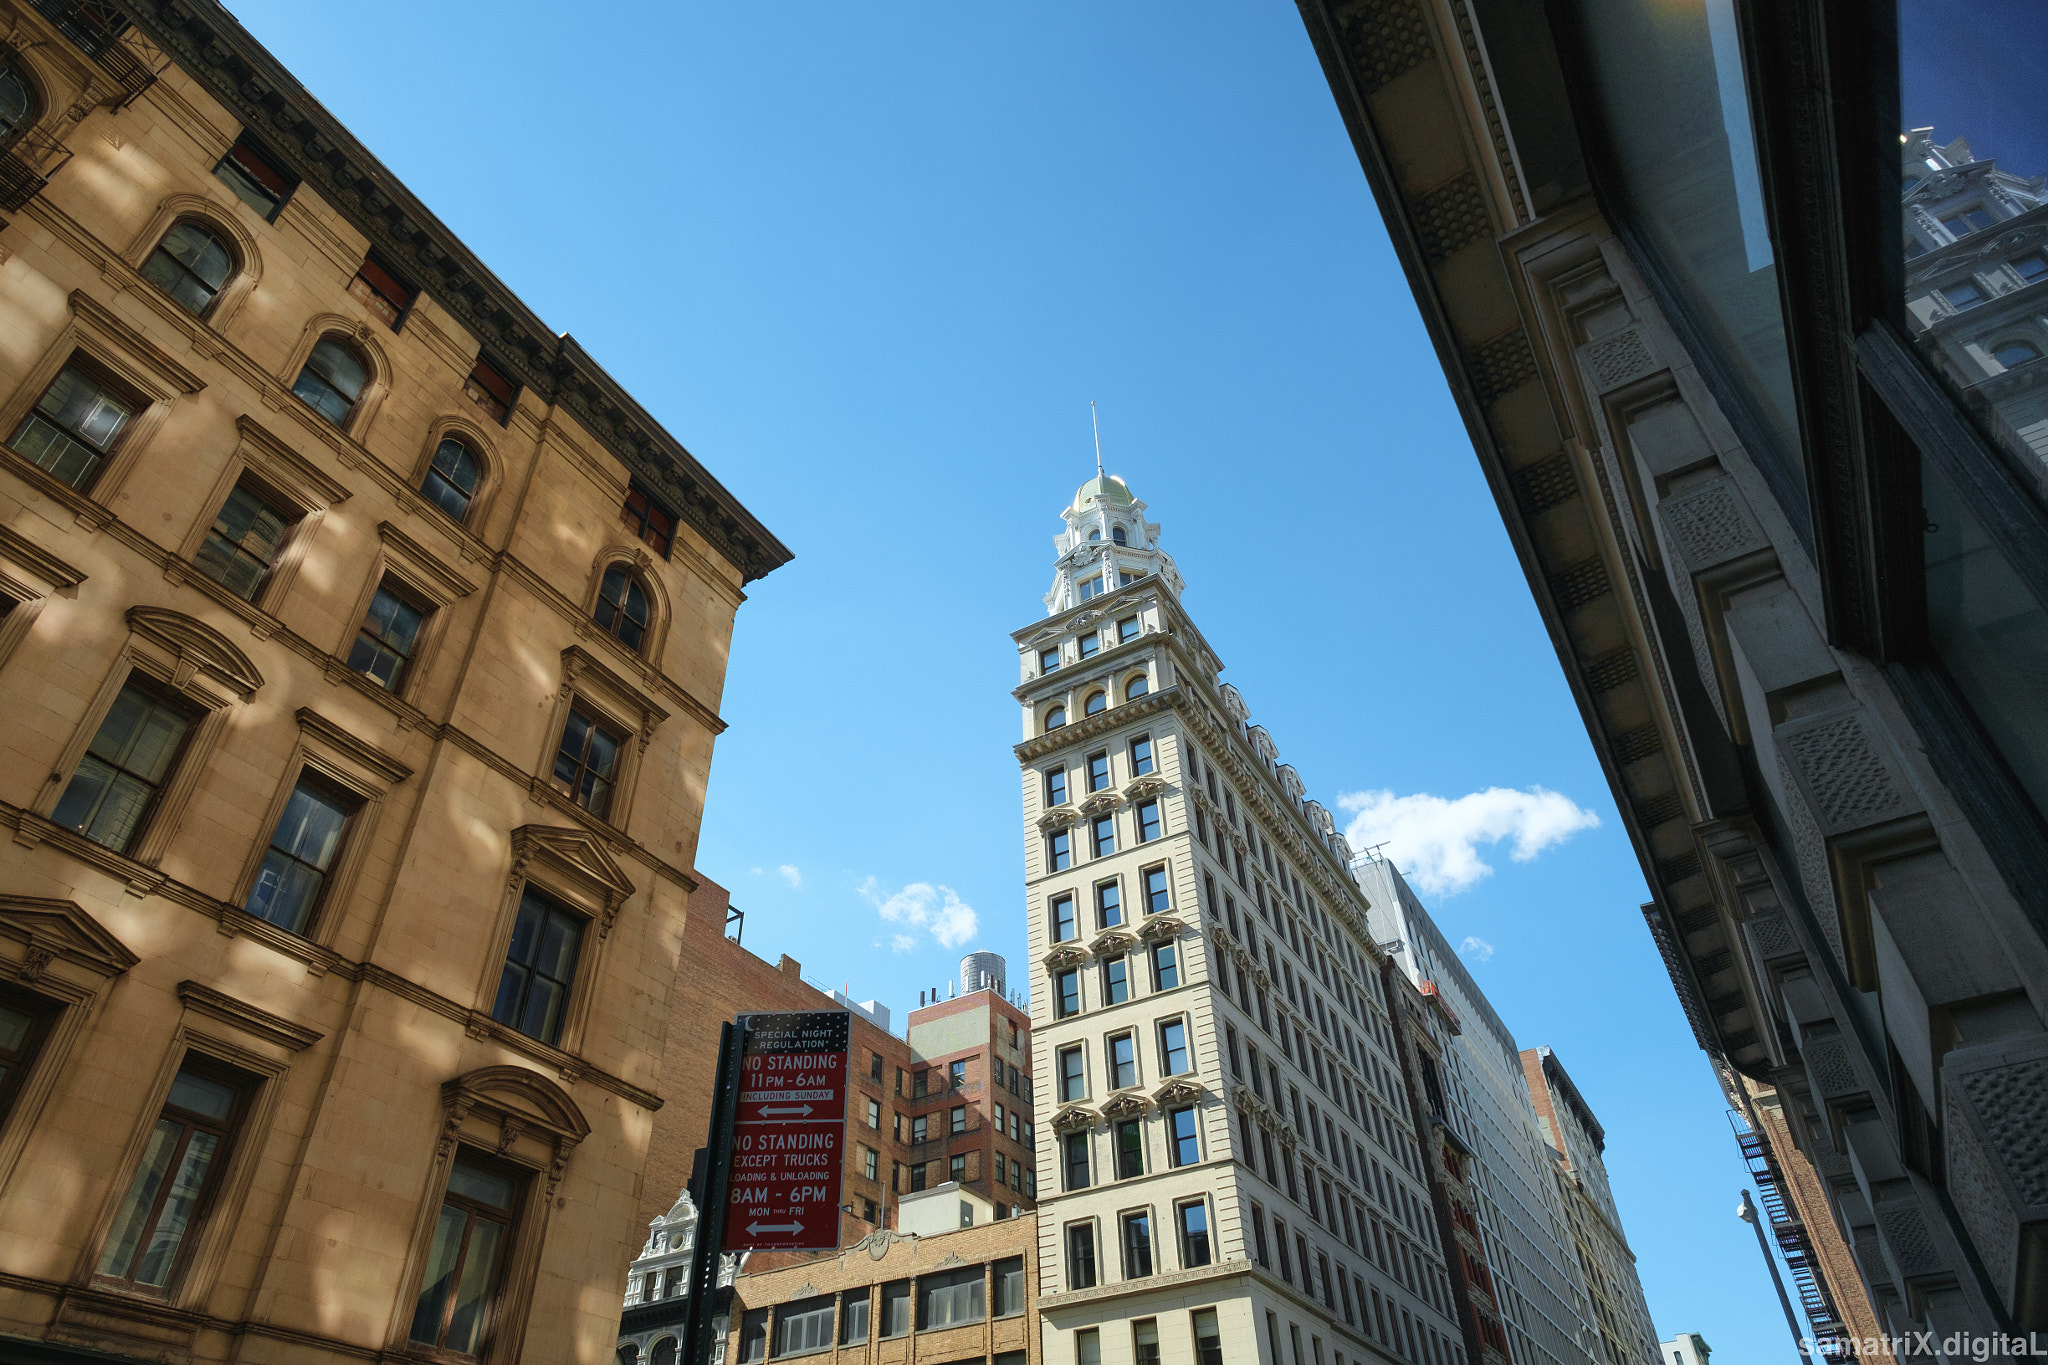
[534,646,667,834]
[213,132,297,221]
[622,481,679,559]
[472,824,633,1061]
[171,414,347,620]
[406,1149,526,1356]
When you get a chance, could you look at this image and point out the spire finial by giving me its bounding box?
[1090,400,1104,478]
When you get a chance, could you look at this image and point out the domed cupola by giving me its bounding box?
[1043,472,1183,614]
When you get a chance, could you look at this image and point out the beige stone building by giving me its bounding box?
[0,2,786,1362]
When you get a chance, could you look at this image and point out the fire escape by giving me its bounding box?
[1729,1110,1851,1358]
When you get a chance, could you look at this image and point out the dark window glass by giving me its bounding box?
[1134,1318,1160,1365]
[949,1060,965,1088]
[1152,942,1179,990]
[1136,800,1161,842]
[1048,829,1072,871]
[1052,894,1077,942]
[1169,1107,1201,1169]
[993,1255,1025,1316]
[293,337,367,426]
[0,59,31,144]
[1941,280,1985,309]
[465,356,517,424]
[52,681,195,854]
[1121,1211,1153,1278]
[593,565,651,652]
[1112,525,1128,546]
[96,1059,245,1291]
[739,1309,767,1361]
[1160,1021,1189,1076]
[1083,691,1107,716]
[491,887,584,1045]
[1993,339,2042,369]
[1102,955,1129,1005]
[346,583,426,691]
[840,1292,869,1344]
[1063,1131,1090,1190]
[9,365,131,488]
[950,1105,966,1135]
[1045,767,1068,806]
[879,1280,910,1337]
[2013,252,2048,284]
[1109,1033,1137,1089]
[422,438,483,521]
[195,483,292,599]
[771,1293,834,1356]
[1087,752,1111,792]
[1130,735,1154,775]
[408,1154,519,1354]
[621,484,675,557]
[1144,866,1170,914]
[1039,646,1060,673]
[918,1264,983,1329]
[552,705,623,817]
[142,222,233,315]
[1055,969,1080,1019]
[0,989,57,1129]
[1044,706,1066,732]
[242,776,351,935]
[1091,815,1116,858]
[1097,880,1122,928]
[1117,615,1140,643]
[215,136,294,218]
[1058,1046,1085,1101]
[1125,673,1149,699]
[1077,633,1100,659]
[1940,207,1995,236]
[1115,1118,1144,1178]
[349,254,413,328]
[1067,1223,1097,1288]
[1194,1308,1224,1365]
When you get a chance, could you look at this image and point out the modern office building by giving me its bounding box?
[1295,0,2048,1339]
[0,2,788,1361]
[1520,1048,1662,1365]
[1359,859,1602,1365]
[1018,475,1467,1365]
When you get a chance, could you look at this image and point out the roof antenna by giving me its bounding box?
[1091,400,1104,478]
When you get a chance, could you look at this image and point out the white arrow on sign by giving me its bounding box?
[747,1221,804,1237]
[755,1104,815,1117]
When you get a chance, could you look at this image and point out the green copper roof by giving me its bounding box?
[1076,474,1135,507]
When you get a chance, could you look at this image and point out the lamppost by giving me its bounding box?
[1738,1188,1809,1358]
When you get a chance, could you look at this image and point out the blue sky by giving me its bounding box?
[233,1,1805,1356]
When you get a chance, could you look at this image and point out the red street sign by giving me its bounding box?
[722,1011,850,1252]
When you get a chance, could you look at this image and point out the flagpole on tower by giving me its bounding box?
[1091,400,1104,478]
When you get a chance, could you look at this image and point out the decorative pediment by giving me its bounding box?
[1276,764,1306,800]
[0,895,138,985]
[509,825,636,937]
[1138,915,1185,944]
[1042,944,1088,971]
[126,606,264,698]
[1123,775,1167,802]
[1090,929,1135,958]
[1246,724,1278,765]
[441,1065,590,1196]
[1154,1078,1204,1106]
[1037,807,1082,831]
[1050,1103,1097,1133]
[1079,792,1122,816]
[1218,683,1250,722]
[1101,1090,1151,1120]
[1304,800,1335,836]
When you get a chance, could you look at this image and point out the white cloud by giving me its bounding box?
[749,866,764,876]
[778,864,803,889]
[1338,785,1599,897]
[858,877,982,951]
[1459,935,1496,963]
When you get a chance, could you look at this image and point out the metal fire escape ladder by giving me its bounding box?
[1729,1110,1851,1357]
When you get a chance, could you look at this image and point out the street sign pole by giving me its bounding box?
[681,1022,742,1365]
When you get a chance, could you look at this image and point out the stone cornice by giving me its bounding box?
[119,0,791,585]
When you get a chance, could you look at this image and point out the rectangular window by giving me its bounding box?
[1096,879,1123,928]
[349,253,414,329]
[1941,279,1985,309]
[1176,1198,1214,1268]
[1054,969,1081,1019]
[1135,800,1161,842]
[911,1115,928,1144]
[879,1279,911,1337]
[1058,1045,1085,1102]
[347,581,428,691]
[1130,734,1154,775]
[1045,766,1068,805]
[994,1255,1025,1316]
[0,989,56,1127]
[771,1294,834,1357]
[1024,1168,1036,1198]
[52,680,197,856]
[1048,829,1072,872]
[1942,206,1995,236]
[1077,1328,1102,1365]
[917,1264,984,1329]
[1151,942,1179,991]
[866,1098,881,1129]
[621,483,675,557]
[1134,1318,1161,1365]
[1063,1131,1090,1190]
[2015,252,2048,283]
[738,1309,768,1361]
[1115,1117,1144,1178]
[1143,865,1170,914]
[1121,1210,1154,1278]
[1050,893,1078,942]
[840,1291,869,1344]
[551,704,624,819]
[1159,1020,1189,1075]
[950,1105,967,1135]
[464,355,517,425]
[948,1152,967,1184]
[950,1059,967,1088]
[1077,632,1100,659]
[1193,1308,1224,1365]
[1091,815,1116,858]
[1251,1204,1270,1266]
[1108,1033,1137,1089]
[863,1146,879,1180]
[1118,615,1141,644]
[1275,1218,1292,1282]
[1086,751,1111,792]
[242,775,353,935]
[870,1051,884,1082]
[95,1057,248,1292]
[910,1162,928,1192]
[1102,955,1129,1006]
[1040,646,1061,673]
[215,134,295,218]
[490,886,583,1045]
[195,482,294,600]
[11,364,134,492]
[1168,1105,1200,1167]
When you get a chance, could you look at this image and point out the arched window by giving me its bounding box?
[1111,525,1128,545]
[1993,339,2042,369]
[0,59,33,150]
[293,337,368,427]
[141,222,233,316]
[1084,691,1108,716]
[1045,706,1067,732]
[422,437,482,521]
[616,1347,640,1365]
[650,1338,677,1365]
[593,564,650,651]
[1125,674,1149,700]
[1087,528,1101,541]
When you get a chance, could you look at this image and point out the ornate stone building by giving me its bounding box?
[1294,0,2047,1341]
[0,2,787,1361]
[1017,475,1466,1365]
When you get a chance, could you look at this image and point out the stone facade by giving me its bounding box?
[0,4,786,1362]
[1017,476,1466,1365]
